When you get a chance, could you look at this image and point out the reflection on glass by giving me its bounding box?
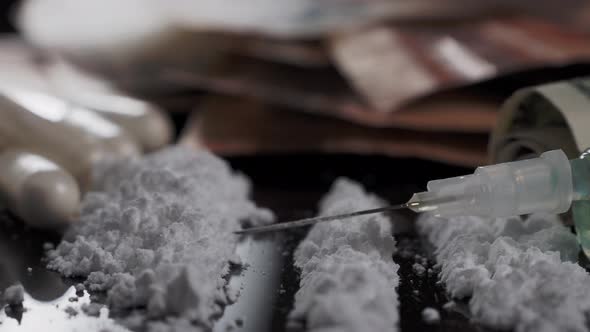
[213,234,285,332]
[0,287,128,332]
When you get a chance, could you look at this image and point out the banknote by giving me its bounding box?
[490,77,590,163]
[162,56,501,133]
[158,16,590,130]
[18,0,588,92]
[20,0,562,44]
[329,16,590,112]
[180,96,489,167]
[234,38,329,68]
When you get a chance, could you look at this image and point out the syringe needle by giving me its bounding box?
[235,203,408,235]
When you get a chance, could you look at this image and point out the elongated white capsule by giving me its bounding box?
[41,58,173,151]
[0,150,80,229]
[67,93,173,152]
[0,88,140,187]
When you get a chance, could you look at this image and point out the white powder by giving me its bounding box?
[81,303,104,317]
[421,307,440,323]
[3,284,24,306]
[442,301,455,311]
[289,178,399,332]
[75,283,85,294]
[46,146,274,329]
[418,213,590,332]
[64,306,78,317]
[412,263,426,276]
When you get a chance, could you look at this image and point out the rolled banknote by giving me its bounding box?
[490,77,590,162]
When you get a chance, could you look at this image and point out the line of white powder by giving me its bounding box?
[418,213,590,332]
[288,178,399,332]
[46,147,274,330]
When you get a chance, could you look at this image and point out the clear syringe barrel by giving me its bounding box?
[409,150,574,219]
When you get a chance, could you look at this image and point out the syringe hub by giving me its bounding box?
[413,150,573,219]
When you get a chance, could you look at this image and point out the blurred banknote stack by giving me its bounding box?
[15,0,590,166]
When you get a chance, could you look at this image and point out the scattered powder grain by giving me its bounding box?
[3,284,24,306]
[442,301,455,311]
[289,178,399,332]
[46,147,273,329]
[412,263,426,277]
[81,303,104,317]
[64,306,78,317]
[418,213,590,332]
[421,307,440,323]
[75,283,85,293]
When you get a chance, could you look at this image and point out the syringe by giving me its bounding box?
[238,150,590,256]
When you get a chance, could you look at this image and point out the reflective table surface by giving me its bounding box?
[1,154,487,332]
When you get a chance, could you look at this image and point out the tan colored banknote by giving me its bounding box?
[329,16,590,112]
[180,96,489,167]
[234,38,329,68]
[162,57,500,133]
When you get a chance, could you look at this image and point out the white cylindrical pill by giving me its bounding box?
[0,88,140,187]
[68,93,174,152]
[0,150,80,229]
[39,57,173,152]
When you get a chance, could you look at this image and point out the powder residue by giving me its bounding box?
[46,147,273,329]
[64,306,78,317]
[421,307,440,323]
[81,303,104,317]
[75,283,85,293]
[412,263,426,276]
[289,178,399,331]
[418,213,590,332]
[3,284,24,306]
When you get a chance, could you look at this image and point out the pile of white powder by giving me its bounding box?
[418,213,590,332]
[289,178,399,332]
[46,147,273,330]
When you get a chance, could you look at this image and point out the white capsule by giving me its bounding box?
[40,58,173,152]
[67,92,174,152]
[0,88,140,187]
[0,150,80,229]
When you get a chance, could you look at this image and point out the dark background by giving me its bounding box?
[0,1,16,33]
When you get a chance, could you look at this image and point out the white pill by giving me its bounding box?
[70,93,173,152]
[0,150,80,229]
[0,88,140,188]
[35,57,173,152]
[61,105,141,157]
